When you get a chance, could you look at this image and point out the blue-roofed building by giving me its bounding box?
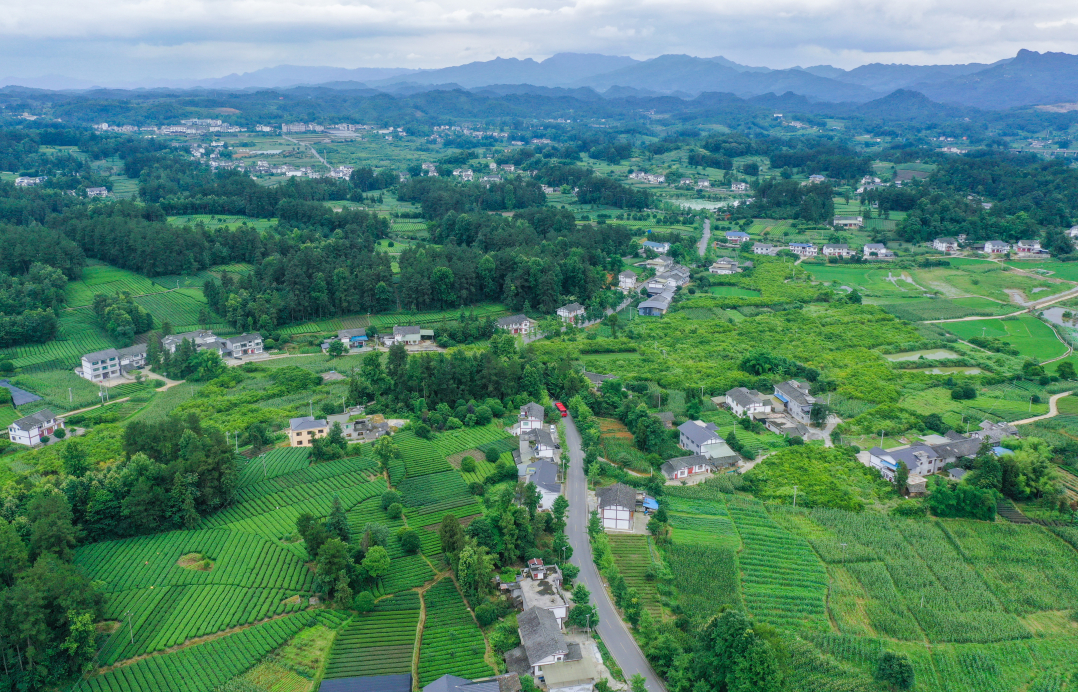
[641,240,671,254]
[993,446,1014,456]
[725,230,750,243]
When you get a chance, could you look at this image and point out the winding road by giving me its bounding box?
[564,414,667,692]
[697,218,711,257]
[1010,390,1074,426]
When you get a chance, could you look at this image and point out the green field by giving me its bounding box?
[0,309,118,370]
[65,260,166,307]
[943,315,1067,361]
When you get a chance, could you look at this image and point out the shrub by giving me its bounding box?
[475,602,497,627]
[382,490,402,509]
[398,528,421,554]
[352,591,375,612]
[387,502,404,520]
[485,447,501,463]
[461,456,477,472]
[415,423,432,439]
[53,428,67,439]
[0,360,13,373]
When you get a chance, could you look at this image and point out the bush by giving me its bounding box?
[53,428,67,439]
[381,490,401,509]
[469,481,485,496]
[475,602,497,627]
[414,423,432,439]
[0,360,13,373]
[387,502,403,519]
[398,528,421,554]
[352,591,375,612]
[461,456,477,472]
[485,447,501,463]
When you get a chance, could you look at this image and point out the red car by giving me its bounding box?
[554,401,568,417]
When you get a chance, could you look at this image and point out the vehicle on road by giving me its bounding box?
[554,401,568,416]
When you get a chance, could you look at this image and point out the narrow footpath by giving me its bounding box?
[564,414,666,692]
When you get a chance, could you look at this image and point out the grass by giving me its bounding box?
[943,315,1067,361]
[0,310,118,370]
[65,260,166,307]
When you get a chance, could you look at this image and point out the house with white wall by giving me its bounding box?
[7,409,62,446]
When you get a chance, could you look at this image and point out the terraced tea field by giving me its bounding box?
[323,593,420,679]
[65,261,166,307]
[418,580,493,685]
[607,535,664,619]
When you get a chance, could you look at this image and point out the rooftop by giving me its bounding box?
[677,419,721,446]
[518,573,567,613]
[518,606,567,665]
[596,482,637,510]
[11,408,55,432]
[290,416,327,431]
[661,454,710,475]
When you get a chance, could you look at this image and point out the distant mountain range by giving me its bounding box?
[4,49,1077,110]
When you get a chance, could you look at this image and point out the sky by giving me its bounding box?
[2,0,1078,85]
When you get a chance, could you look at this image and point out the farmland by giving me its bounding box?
[65,260,167,307]
[418,579,494,685]
[323,592,420,679]
[607,535,664,619]
[943,315,1068,361]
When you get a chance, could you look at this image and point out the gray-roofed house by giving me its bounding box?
[638,290,674,316]
[556,303,585,323]
[822,243,854,257]
[495,315,534,335]
[753,243,778,256]
[948,468,968,481]
[774,380,815,424]
[618,270,637,291]
[514,606,569,677]
[760,415,809,439]
[868,432,981,480]
[933,238,958,253]
[596,482,638,531]
[161,330,219,354]
[222,333,263,357]
[709,258,745,274]
[78,344,148,381]
[973,420,1019,444]
[661,454,713,480]
[509,558,568,627]
[533,429,560,459]
[518,458,562,510]
[863,243,895,259]
[725,387,772,418]
[289,416,328,447]
[678,420,722,454]
[7,409,62,446]
[423,675,500,692]
[390,325,423,345]
[582,371,615,389]
[518,403,545,433]
[337,328,368,347]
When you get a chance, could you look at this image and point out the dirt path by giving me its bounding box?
[1041,322,1074,365]
[1011,390,1074,425]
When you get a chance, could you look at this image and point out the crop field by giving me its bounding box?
[134,289,225,332]
[899,385,1049,427]
[82,612,307,692]
[876,296,1015,322]
[724,498,830,632]
[418,579,494,685]
[9,368,124,411]
[0,309,117,370]
[151,262,254,290]
[607,535,664,619]
[66,261,165,307]
[668,510,740,548]
[1006,260,1078,282]
[235,447,311,487]
[698,409,787,457]
[323,593,420,679]
[943,315,1067,361]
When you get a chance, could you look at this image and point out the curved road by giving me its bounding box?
[564,414,667,692]
[697,218,710,257]
[1011,390,1074,426]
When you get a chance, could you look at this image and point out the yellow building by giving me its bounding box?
[289,416,328,446]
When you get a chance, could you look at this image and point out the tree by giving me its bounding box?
[522,482,542,517]
[361,545,391,581]
[326,495,351,542]
[439,514,465,554]
[334,570,353,608]
[316,538,350,586]
[552,495,569,525]
[27,493,78,562]
[381,489,402,509]
[894,461,910,494]
[61,440,89,477]
[398,528,421,554]
[353,590,375,612]
[373,435,400,475]
[0,520,27,586]
[730,638,781,692]
[387,502,403,519]
[1058,360,1077,380]
[809,402,829,427]
[460,456,477,473]
[629,674,647,692]
[875,651,915,691]
[605,312,620,338]
[327,340,346,358]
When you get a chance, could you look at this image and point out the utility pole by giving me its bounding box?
[792,485,798,508]
[69,387,72,403]
[310,400,314,418]
[234,431,239,453]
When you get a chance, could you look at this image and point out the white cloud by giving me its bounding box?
[0,0,1076,81]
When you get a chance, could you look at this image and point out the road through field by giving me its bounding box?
[1010,390,1075,425]
[564,414,666,692]
[697,218,710,257]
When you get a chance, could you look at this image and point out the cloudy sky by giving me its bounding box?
[2,0,1077,84]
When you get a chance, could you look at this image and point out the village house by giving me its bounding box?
[223,333,263,357]
[288,417,328,447]
[774,380,815,425]
[678,419,722,454]
[696,179,710,188]
[822,244,855,258]
[7,409,62,447]
[933,237,959,252]
[731,182,749,192]
[788,242,818,257]
[637,290,674,316]
[337,328,369,348]
[496,314,534,335]
[510,607,573,679]
[972,420,1019,444]
[422,675,501,692]
[532,429,560,459]
[863,243,895,258]
[77,345,147,382]
[86,187,109,197]
[709,258,752,274]
[725,230,750,244]
[833,216,864,229]
[868,433,981,480]
[518,403,545,433]
[517,458,562,511]
[556,303,585,323]
[384,326,434,346]
[982,240,1010,254]
[679,177,693,186]
[757,414,809,439]
[582,371,615,390]
[595,483,637,531]
[641,240,671,255]
[162,330,219,354]
[15,176,45,187]
[725,387,772,418]
[807,174,827,183]
[661,454,713,480]
[753,243,778,256]
[1016,239,1046,255]
[618,270,637,291]
[503,559,568,629]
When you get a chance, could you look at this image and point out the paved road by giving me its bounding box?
[564,414,667,692]
[1011,390,1075,425]
[697,218,710,257]
[282,134,329,168]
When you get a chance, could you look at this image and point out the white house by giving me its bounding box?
[337,328,368,348]
[86,187,109,197]
[774,380,815,425]
[78,345,147,381]
[731,182,749,192]
[863,243,895,258]
[808,174,827,183]
[641,241,670,255]
[637,291,674,316]
[822,244,855,258]
[1016,239,1045,255]
[661,454,712,480]
[518,403,545,433]
[1066,227,1078,239]
[517,607,570,678]
[753,243,777,256]
[678,419,722,454]
[517,458,561,511]
[222,334,263,357]
[933,237,958,252]
[556,303,585,323]
[710,258,750,274]
[496,314,534,335]
[384,325,433,345]
[983,240,1010,254]
[532,429,560,459]
[868,435,980,480]
[618,270,637,291]
[725,231,750,244]
[511,560,568,629]
[162,330,219,354]
[7,409,62,446]
[596,483,637,531]
[15,176,45,187]
[789,243,818,257]
[833,216,864,229]
[725,387,772,418]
